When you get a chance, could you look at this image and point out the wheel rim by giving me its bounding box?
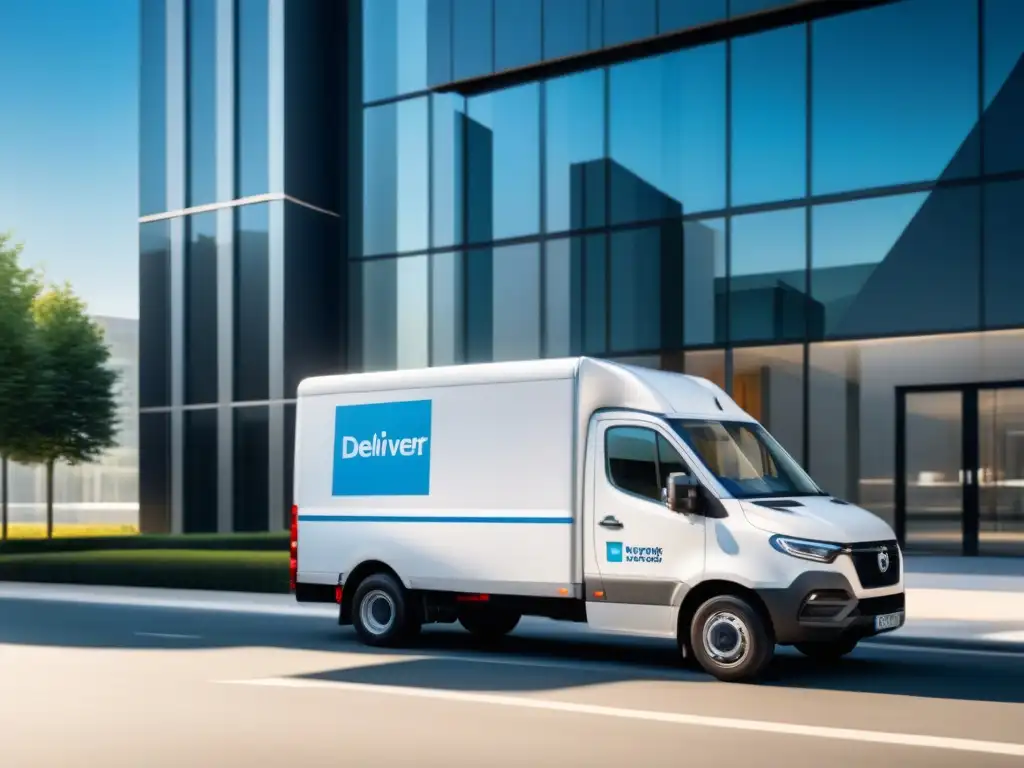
[702,611,749,667]
[359,589,396,636]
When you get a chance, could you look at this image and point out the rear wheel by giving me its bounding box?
[458,607,521,642]
[689,595,774,683]
[351,573,420,647]
[794,636,860,661]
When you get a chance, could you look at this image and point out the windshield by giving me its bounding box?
[669,419,824,499]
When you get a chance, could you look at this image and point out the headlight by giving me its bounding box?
[769,535,844,563]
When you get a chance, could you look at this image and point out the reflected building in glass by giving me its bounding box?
[140,0,1024,557]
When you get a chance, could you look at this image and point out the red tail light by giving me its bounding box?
[289,504,298,592]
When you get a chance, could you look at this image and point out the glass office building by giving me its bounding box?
[140,0,1024,556]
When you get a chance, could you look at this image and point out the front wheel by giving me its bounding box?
[351,573,420,648]
[689,595,774,683]
[794,636,860,662]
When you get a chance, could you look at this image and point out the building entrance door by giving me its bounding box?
[896,383,1024,556]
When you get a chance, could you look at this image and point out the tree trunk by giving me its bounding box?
[46,459,54,540]
[1,456,7,541]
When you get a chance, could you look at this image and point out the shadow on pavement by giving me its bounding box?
[2,597,1024,703]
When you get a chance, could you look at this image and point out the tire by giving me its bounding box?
[689,595,774,683]
[350,573,420,648]
[458,607,521,642]
[794,636,860,662]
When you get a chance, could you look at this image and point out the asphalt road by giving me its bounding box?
[2,597,1024,767]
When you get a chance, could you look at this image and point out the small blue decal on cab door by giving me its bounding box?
[331,400,432,497]
[606,542,623,563]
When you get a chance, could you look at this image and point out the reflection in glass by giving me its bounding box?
[812,0,978,195]
[237,0,269,197]
[543,236,606,357]
[603,0,655,47]
[812,188,980,339]
[979,388,1024,556]
[283,204,341,396]
[362,0,427,103]
[363,98,429,255]
[465,248,493,362]
[732,345,805,463]
[396,256,429,370]
[730,208,808,344]
[543,239,578,358]
[358,258,397,371]
[187,0,217,206]
[984,180,1024,329]
[545,70,606,233]
[904,391,964,553]
[233,406,268,532]
[185,213,218,405]
[683,218,726,347]
[235,204,269,402]
[431,251,464,366]
[140,221,171,408]
[542,0,590,60]
[427,0,453,87]
[658,0,726,32]
[139,412,170,534]
[452,0,492,80]
[610,227,682,354]
[432,94,466,249]
[184,408,218,534]
[357,256,429,371]
[731,24,806,206]
[140,0,166,216]
[466,84,540,242]
[730,0,793,16]
[609,44,726,222]
[492,243,541,361]
[984,0,1024,174]
[495,0,541,71]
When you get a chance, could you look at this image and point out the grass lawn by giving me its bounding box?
[3,523,139,539]
[0,549,290,593]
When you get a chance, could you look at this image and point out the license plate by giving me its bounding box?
[874,611,903,632]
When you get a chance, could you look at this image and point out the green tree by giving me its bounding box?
[11,284,119,538]
[0,233,42,539]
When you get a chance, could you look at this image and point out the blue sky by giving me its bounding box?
[0,0,139,319]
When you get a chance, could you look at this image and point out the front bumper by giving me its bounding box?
[757,571,905,645]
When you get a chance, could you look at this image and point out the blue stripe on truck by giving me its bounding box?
[298,514,573,524]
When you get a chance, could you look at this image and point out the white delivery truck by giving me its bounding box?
[290,357,904,682]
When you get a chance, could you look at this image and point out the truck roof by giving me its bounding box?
[296,357,752,422]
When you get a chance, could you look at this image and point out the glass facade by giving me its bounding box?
[139,0,1024,554]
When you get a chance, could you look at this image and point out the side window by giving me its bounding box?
[606,427,660,501]
[606,427,693,503]
[657,434,690,479]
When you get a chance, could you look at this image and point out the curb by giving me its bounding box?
[862,633,1024,656]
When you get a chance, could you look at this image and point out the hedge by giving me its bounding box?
[0,549,290,593]
[0,531,289,557]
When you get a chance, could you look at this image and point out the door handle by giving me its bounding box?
[599,516,623,530]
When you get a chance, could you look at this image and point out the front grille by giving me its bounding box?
[848,540,901,589]
[854,591,905,617]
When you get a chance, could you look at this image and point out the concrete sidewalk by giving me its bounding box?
[0,555,1022,651]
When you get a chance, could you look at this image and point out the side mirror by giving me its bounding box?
[666,472,703,515]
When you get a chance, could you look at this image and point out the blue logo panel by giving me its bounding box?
[606,542,623,563]
[331,400,432,497]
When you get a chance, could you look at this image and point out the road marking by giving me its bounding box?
[134,632,202,640]
[219,676,1024,757]
[861,640,1024,660]
[982,631,1024,643]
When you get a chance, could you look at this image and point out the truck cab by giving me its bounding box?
[581,406,903,681]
